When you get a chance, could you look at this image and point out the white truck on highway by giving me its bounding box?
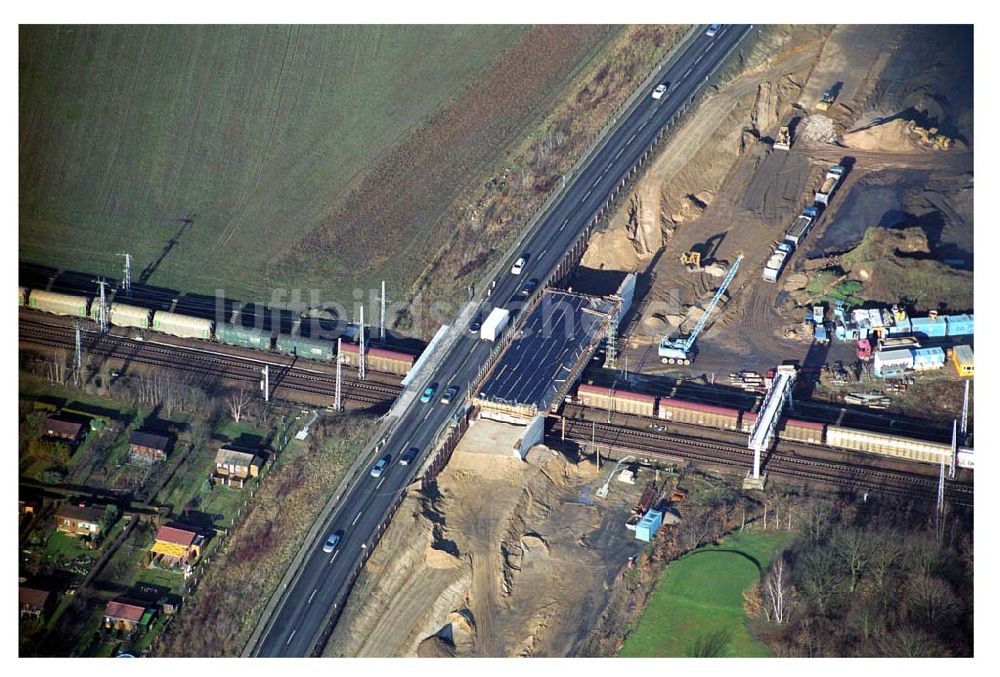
[480,307,510,342]
[762,242,793,283]
[814,165,845,206]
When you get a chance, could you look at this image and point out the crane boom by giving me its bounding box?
[659,254,743,364]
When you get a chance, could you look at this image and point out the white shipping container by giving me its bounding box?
[480,308,510,342]
[873,348,913,375]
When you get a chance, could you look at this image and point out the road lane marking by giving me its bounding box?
[627,133,636,145]
[377,477,385,490]
[352,510,363,526]
[286,629,297,646]
[606,162,613,171]
[330,550,340,564]
[540,248,548,258]
[683,68,692,80]
[559,219,568,231]
[308,589,317,604]
[706,39,716,50]
[592,176,600,188]
[583,189,592,201]
[615,148,624,159]
[695,53,704,64]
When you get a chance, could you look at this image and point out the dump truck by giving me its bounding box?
[817,86,837,111]
[773,126,791,150]
[814,165,845,206]
[762,242,793,283]
[784,206,819,247]
[480,307,510,342]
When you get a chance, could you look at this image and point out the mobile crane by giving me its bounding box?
[659,254,743,365]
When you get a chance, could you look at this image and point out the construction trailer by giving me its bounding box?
[951,345,974,378]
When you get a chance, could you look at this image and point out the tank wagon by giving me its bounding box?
[28,290,89,317]
[573,385,973,471]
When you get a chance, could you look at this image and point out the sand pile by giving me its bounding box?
[842,118,925,152]
[426,546,463,569]
[417,635,456,657]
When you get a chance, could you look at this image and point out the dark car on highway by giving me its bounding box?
[519,278,539,297]
[400,447,419,466]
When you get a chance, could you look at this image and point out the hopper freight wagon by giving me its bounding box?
[18,287,27,307]
[275,335,333,361]
[572,388,974,471]
[216,323,273,350]
[658,398,740,431]
[576,384,657,417]
[367,347,416,376]
[741,413,824,444]
[337,341,415,376]
[826,425,955,466]
[151,311,213,340]
[94,302,151,330]
[28,290,89,317]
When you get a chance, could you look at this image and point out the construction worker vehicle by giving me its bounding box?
[659,255,743,364]
[773,126,791,150]
[817,86,837,111]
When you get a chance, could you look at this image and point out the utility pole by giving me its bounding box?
[93,278,109,332]
[73,321,82,387]
[936,450,945,518]
[260,365,270,403]
[593,420,599,470]
[379,281,386,342]
[335,338,343,412]
[120,253,132,296]
[358,306,366,381]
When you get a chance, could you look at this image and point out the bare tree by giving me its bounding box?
[833,527,876,593]
[764,555,793,624]
[226,388,253,423]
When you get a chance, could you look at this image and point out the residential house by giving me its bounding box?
[103,599,153,634]
[55,503,104,537]
[150,525,204,567]
[42,416,85,442]
[213,447,264,487]
[19,587,51,621]
[129,430,172,465]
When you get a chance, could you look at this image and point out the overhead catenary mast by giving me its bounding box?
[380,281,386,342]
[93,278,109,332]
[73,321,82,387]
[120,252,132,296]
[335,338,343,411]
[358,306,366,381]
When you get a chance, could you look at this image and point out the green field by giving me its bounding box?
[619,531,793,658]
[19,25,527,302]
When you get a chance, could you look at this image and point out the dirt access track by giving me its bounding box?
[323,419,646,657]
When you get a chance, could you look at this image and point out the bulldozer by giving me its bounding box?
[912,124,954,150]
[817,87,836,111]
[680,251,702,272]
[773,126,791,150]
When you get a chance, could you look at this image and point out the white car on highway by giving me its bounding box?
[706,24,721,37]
[511,256,527,275]
[651,84,667,99]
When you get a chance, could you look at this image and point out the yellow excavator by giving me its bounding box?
[911,124,953,150]
[680,251,702,272]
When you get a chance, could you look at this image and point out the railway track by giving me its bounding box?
[558,418,973,508]
[19,318,402,407]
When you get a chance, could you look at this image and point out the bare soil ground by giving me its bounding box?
[324,419,646,657]
[581,25,973,389]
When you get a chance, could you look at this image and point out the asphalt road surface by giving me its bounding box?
[252,24,753,657]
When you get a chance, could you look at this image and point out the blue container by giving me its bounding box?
[913,347,945,368]
[945,314,974,337]
[887,318,911,336]
[635,509,664,542]
[911,317,948,338]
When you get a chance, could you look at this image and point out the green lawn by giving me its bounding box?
[43,531,98,564]
[19,25,527,303]
[619,531,794,658]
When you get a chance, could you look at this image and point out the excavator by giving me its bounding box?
[680,251,701,272]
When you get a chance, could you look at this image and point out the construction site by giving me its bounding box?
[315,24,974,658]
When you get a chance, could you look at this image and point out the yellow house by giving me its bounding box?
[151,525,203,566]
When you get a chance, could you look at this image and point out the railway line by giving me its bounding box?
[19,317,401,407]
[556,418,973,508]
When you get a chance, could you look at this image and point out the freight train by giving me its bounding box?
[574,383,974,471]
[19,288,415,376]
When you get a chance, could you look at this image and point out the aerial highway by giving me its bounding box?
[251,24,755,657]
